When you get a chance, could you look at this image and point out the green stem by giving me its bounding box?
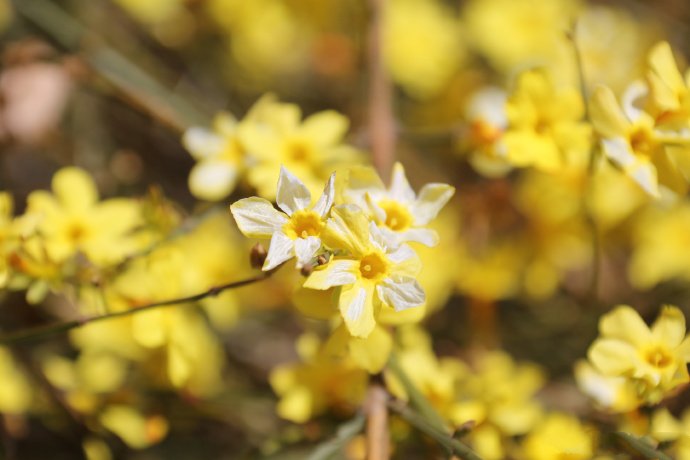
[387,400,482,460]
[614,432,673,460]
[0,272,270,345]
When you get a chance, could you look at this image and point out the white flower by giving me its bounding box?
[230,166,335,271]
[303,205,425,338]
[344,162,454,247]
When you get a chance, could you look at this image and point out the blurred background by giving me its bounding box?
[1,0,690,458]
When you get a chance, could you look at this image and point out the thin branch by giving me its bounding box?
[365,384,390,460]
[568,21,600,302]
[0,272,271,346]
[367,0,395,179]
[387,400,482,460]
[614,432,673,460]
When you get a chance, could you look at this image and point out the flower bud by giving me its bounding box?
[249,243,267,269]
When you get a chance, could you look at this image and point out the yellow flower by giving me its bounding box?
[590,84,687,196]
[574,360,639,412]
[521,413,595,460]
[501,70,591,172]
[0,347,32,414]
[303,205,424,338]
[269,333,368,423]
[182,112,246,201]
[231,166,335,271]
[343,162,455,247]
[383,0,465,98]
[646,41,690,131]
[650,408,690,460]
[24,167,142,266]
[238,98,357,200]
[587,305,690,404]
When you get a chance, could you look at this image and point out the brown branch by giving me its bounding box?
[367,0,395,179]
[0,272,271,346]
[365,384,390,460]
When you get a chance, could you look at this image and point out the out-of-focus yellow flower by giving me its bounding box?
[269,333,368,423]
[587,305,690,405]
[521,413,595,460]
[24,167,142,266]
[629,202,690,289]
[650,408,690,460]
[303,205,424,338]
[238,99,357,200]
[183,112,246,201]
[231,166,335,271]
[99,405,168,450]
[463,0,581,74]
[501,70,591,172]
[452,351,545,460]
[383,0,465,99]
[343,162,454,247]
[590,85,688,196]
[0,192,15,287]
[646,41,690,132]
[462,87,512,177]
[0,347,31,414]
[574,360,639,413]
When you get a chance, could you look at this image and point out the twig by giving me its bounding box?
[0,272,271,346]
[306,413,366,460]
[568,21,600,302]
[367,0,395,179]
[387,400,482,460]
[614,432,673,460]
[365,384,390,460]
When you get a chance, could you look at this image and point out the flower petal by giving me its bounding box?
[230,197,288,238]
[349,326,392,373]
[311,172,336,217]
[339,283,375,338]
[601,137,636,169]
[182,127,224,160]
[53,167,98,211]
[411,183,455,226]
[590,85,629,137]
[189,160,238,201]
[398,228,439,247]
[276,166,312,215]
[389,162,416,203]
[387,244,422,277]
[303,259,358,290]
[294,236,321,268]
[651,305,686,348]
[263,231,294,271]
[377,276,425,312]
[599,305,652,346]
[300,110,349,146]
[320,205,370,255]
[588,338,637,375]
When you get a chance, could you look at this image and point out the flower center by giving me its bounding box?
[68,223,87,243]
[359,251,389,281]
[378,199,413,232]
[283,210,323,240]
[629,127,657,157]
[643,346,673,369]
[285,139,312,163]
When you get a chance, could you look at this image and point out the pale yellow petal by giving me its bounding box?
[339,283,376,338]
[321,205,371,255]
[590,85,629,138]
[651,305,687,348]
[349,326,392,373]
[599,305,651,346]
[303,259,358,290]
[230,197,288,239]
[588,338,636,375]
[53,167,98,211]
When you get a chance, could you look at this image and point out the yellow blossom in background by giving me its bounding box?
[629,202,690,289]
[383,0,465,99]
[501,70,591,172]
[269,333,368,423]
[238,98,358,200]
[650,408,690,460]
[645,41,690,132]
[574,360,639,413]
[590,84,688,196]
[231,167,335,271]
[463,0,581,74]
[0,347,32,414]
[521,413,595,460]
[0,192,15,287]
[304,205,424,338]
[452,351,545,460]
[23,167,143,266]
[99,405,168,450]
[587,305,690,405]
[182,112,247,201]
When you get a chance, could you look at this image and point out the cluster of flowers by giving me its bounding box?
[231,164,454,340]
